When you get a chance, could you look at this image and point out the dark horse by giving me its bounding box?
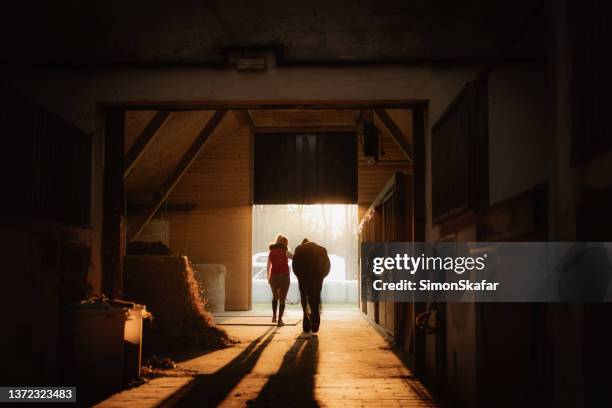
[291,239,330,333]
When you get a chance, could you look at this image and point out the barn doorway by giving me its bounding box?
[116,105,416,313]
[251,204,359,309]
[251,128,360,309]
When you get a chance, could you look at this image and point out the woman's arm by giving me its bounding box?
[286,250,294,259]
[267,255,272,281]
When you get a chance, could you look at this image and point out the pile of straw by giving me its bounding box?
[124,253,233,354]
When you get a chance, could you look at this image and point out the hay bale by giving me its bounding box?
[123,255,233,353]
[193,264,226,313]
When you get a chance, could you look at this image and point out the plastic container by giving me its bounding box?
[64,306,126,396]
[123,304,149,383]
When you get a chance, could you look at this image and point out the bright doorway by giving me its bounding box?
[252,204,359,308]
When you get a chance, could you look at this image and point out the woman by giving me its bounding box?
[267,234,293,326]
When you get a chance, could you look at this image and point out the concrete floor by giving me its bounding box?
[95,309,438,407]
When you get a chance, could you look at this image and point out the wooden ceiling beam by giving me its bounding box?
[126,110,228,242]
[374,109,413,162]
[124,110,170,179]
[253,125,358,134]
[232,109,256,128]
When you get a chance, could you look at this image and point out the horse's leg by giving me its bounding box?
[310,279,323,333]
[299,280,311,332]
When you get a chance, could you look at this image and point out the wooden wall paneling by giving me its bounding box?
[124,111,219,201]
[166,123,252,310]
[0,86,92,227]
[391,172,414,349]
[478,183,547,241]
[127,110,227,242]
[358,163,410,220]
[374,109,413,161]
[124,111,157,152]
[431,85,472,222]
[124,110,170,178]
[383,195,394,334]
[373,206,383,323]
[431,81,488,224]
[357,140,417,350]
[357,109,412,220]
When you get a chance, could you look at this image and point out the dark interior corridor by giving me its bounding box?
[1,1,611,407]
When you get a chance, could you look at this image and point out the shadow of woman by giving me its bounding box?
[156,327,276,407]
[247,335,319,407]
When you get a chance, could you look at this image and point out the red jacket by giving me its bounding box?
[268,244,289,276]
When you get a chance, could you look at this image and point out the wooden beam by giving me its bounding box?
[254,125,357,134]
[124,110,170,178]
[102,109,125,298]
[374,109,413,161]
[232,109,256,128]
[101,99,423,111]
[127,110,228,242]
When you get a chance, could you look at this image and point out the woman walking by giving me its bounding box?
[267,234,293,326]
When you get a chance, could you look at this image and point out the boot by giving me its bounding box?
[272,299,278,323]
[277,302,286,326]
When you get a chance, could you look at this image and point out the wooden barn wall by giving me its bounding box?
[0,86,94,385]
[358,129,411,220]
[164,125,252,311]
[429,64,551,408]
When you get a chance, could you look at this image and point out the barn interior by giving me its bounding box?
[122,107,412,311]
[1,1,611,407]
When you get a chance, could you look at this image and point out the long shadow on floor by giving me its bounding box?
[247,335,319,407]
[156,327,276,407]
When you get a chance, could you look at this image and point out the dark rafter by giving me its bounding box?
[232,109,256,128]
[374,109,413,161]
[127,110,228,242]
[124,110,170,178]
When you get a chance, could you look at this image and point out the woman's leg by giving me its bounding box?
[277,275,290,326]
[272,298,278,321]
[278,301,285,325]
[270,278,279,322]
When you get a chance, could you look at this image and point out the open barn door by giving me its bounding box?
[253,132,357,204]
